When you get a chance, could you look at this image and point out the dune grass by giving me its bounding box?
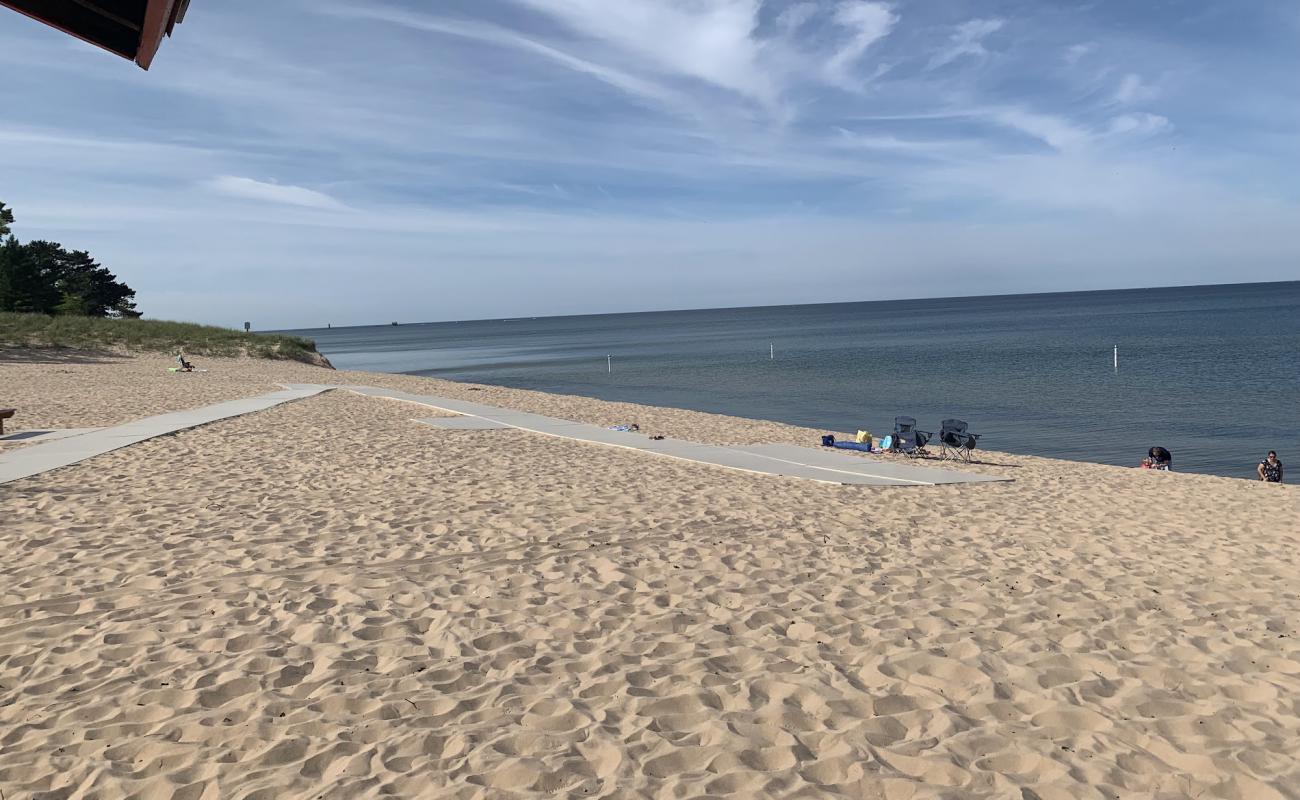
[0,313,327,365]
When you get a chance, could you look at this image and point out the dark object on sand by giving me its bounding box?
[892,416,932,456]
[0,407,14,435]
[1149,446,1172,470]
[937,419,980,462]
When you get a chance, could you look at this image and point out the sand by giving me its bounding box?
[2,352,1299,799]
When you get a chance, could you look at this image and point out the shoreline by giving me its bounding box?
[3,351,1298,799]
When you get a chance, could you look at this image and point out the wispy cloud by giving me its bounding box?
[206,176,346,210]
[1107,113,1170,137]
[315,4,689,115]
[928,18,1004,70]
[507,0,777,104]
[823,2,898,88]
[1114,73,1158,104]
[986,107,1090,151]
[1064,42,1096,64]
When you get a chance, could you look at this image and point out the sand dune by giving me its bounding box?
[2,355,1298,798]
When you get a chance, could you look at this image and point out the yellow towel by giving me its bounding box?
[855,430,872,444]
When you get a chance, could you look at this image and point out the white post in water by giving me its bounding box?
[1114,345,1118,370]
[607,354,612,373]
[770,343,774,360]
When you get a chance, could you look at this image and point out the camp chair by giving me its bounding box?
[936,419,980,462]
[892,416,932,457]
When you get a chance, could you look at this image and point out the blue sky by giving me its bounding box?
[2,1,1298,327]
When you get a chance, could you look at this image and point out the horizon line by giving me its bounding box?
[268,278,1299,333]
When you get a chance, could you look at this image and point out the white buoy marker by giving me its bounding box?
[770,343,774,360]
[1114,345,1118,370]
[607,354,611,373]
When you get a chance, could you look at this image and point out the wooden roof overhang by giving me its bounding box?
[1,0,191,69]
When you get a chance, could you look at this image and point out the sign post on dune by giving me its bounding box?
[244,322,250,332]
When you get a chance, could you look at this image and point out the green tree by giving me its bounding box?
[0,236,61,313]
[55,292,93,316]
[51,247,141,318]
[0,202,141,318]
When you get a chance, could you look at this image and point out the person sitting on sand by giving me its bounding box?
[1258,451,1284,483]
[176,353,194,372]
[1148,447,1172,470]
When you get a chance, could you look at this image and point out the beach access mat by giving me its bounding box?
[415,417,514,430]
[0,428,102,443]
[732,443,1008,486]
[0,386,332,485]
[314,385,1007,487]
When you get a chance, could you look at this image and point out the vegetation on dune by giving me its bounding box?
[0,200,330,366]
[0,312,329,365]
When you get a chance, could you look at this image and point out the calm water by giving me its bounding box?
[281,282,1300,479]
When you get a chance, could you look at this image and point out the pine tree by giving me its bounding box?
[0,201,142,317]
[0,236,61,313]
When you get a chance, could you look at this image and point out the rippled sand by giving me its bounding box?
[2,353,1298,799]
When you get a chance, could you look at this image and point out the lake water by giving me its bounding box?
[281,282,1300,479]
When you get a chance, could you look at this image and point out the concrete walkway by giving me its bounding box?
[1,383,1007,488]
[0,428,103,444]
[318,384,1007,487]
[0,386,332,486]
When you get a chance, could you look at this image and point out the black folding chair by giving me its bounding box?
[936,418,980,462]
[892,416,932,457]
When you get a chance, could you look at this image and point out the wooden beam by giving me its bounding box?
[135,0,176,69]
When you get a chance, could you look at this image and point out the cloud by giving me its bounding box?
[928,18,1004,70]
[1114,73,1158,104]
[206,176,346,210]
[831,127,969,158]
[506,0,777,104]
[1064,42,1096,64]
[315,4,689,115]
[985,108,1091,151]
[1107,113,1170,137]
[776,3,817,32]
[823,2,899,88]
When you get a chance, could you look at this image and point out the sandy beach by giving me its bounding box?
[2,352,1298,800]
